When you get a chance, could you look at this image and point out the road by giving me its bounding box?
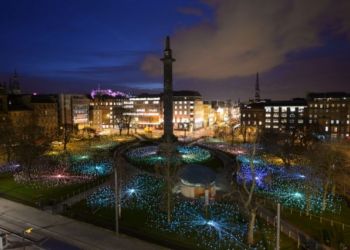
[0,198,166,250]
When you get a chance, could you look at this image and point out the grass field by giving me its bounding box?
[65,199,297,250]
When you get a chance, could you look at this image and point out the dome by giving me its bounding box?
[179,164,216,187]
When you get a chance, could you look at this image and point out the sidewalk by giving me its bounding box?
[0,198,166,250]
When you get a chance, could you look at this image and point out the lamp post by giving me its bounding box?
[276,203,280,250]
[113,150,120,236]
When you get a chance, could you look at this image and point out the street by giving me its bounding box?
[0,198,166,250]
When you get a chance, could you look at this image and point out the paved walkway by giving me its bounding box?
[0,198,166,250]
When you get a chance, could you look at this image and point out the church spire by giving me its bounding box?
[255,72,260,101]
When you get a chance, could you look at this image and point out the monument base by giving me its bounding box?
[160,133,178,143]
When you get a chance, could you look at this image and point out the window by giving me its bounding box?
[266,113,271,117]
[298,119,303,124]
[281,107,287,112]
[265,107,271,112]
[273,107,279,112]
[273,119,279,123]
[265,119,271,123]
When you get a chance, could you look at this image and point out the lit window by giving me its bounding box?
[266,113,271,117]
[325,126,329,132]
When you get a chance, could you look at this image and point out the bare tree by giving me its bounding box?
[230,127,261,245]
[157,143,181,223]
[14,124,51,179]
[0,117,15,163]
[306,143,347,212]
[113,106,125,135]
[123,113,133,136]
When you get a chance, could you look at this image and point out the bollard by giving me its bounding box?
[288,231,291,238]
[342,224,345,230]
[331,220,333,226]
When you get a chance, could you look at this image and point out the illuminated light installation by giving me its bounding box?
[87,175,271,249]
[71,162,112,176]
[90,89,132,99]
[237,163,343,213]
[125,145,210,167]
[0,163,21,173]
[91,141,119,150]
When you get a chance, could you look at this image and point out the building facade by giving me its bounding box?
[31,95,58,137]
[240,99,307,133]
[172,91,204,131]
[307,92,350,139]
[58,94,90,131]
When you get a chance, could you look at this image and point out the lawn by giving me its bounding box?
[65,199,296,250]
[0,173,104,207]
[0,135,135,207]
[262,197,350,248]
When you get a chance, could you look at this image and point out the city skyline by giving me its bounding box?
[1,0,350,101]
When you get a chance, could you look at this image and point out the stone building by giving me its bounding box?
[307,92,350,140]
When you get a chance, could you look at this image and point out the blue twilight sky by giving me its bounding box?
[0,0,350,101]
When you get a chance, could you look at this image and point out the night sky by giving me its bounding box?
[1,0,350,101]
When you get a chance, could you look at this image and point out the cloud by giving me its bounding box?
[177,7,203,16]
[142,0,350,80]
